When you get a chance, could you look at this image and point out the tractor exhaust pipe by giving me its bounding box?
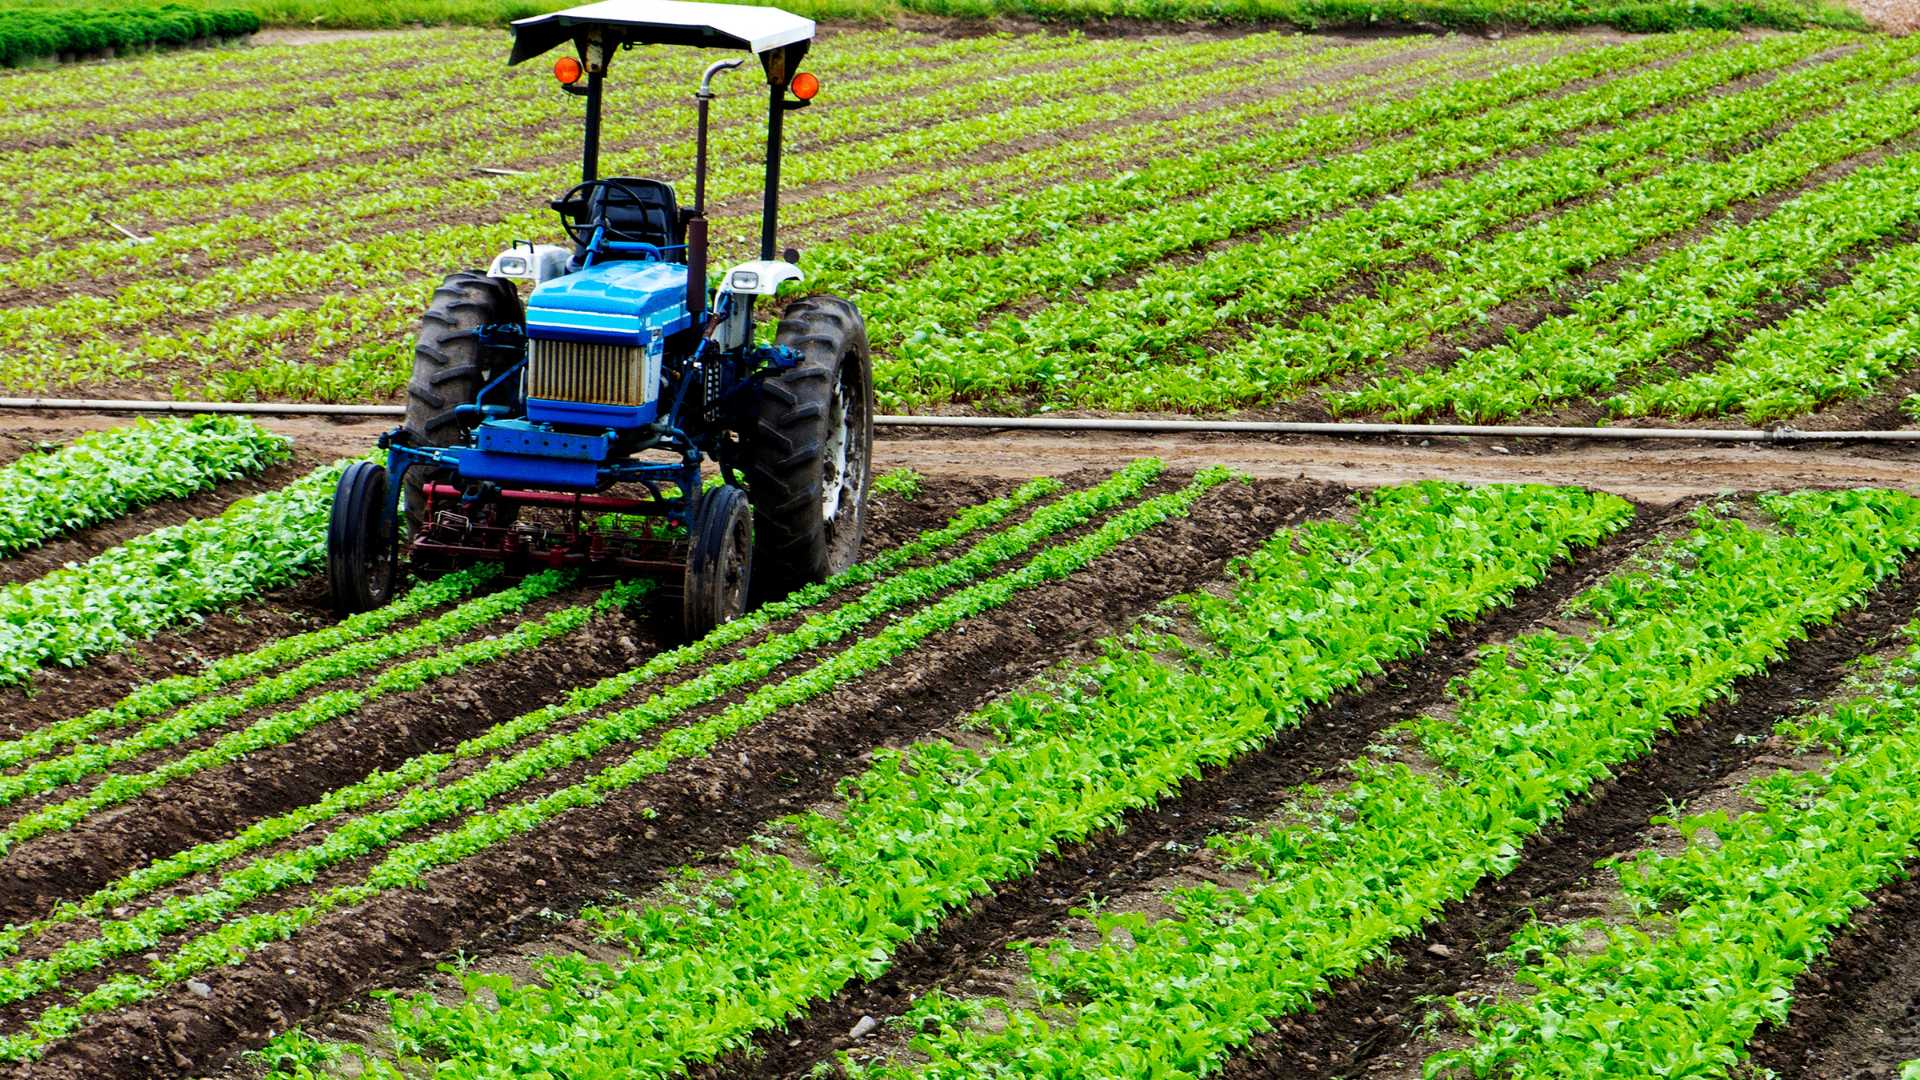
[687,59,742,321]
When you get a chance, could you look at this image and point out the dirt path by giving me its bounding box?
[1848,0,1920,31]
[0,414,1906,503]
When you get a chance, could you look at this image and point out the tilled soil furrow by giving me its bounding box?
[1742,858,1920,1080]
[1286,118,1920,425]
[1203,553,1920,1080]
[0,588,650,929]
[20,475,1315,1080]
[725,491,1671,1080]
[0,454,325,590]
[0,583,337,741]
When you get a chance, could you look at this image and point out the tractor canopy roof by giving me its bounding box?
[509,0,814,64]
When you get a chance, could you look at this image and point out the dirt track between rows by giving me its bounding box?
[6,411,1914,501]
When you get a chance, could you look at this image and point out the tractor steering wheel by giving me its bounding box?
[550,179,663,250]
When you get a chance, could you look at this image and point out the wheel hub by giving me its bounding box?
[821,375,851,522]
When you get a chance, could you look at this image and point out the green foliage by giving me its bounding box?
[0,467,1163,1060]
[0,4,258,67]
[0,566,495,773]
[871,489,1920,1078]
[20,0,1859,33]
[308,482,1629,1079]
[0,457,356,687]
[0,415,288,557]
[1435,626,1920,1078]
[872,467,923,500]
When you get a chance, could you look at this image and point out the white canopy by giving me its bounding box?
[509,0,814,64]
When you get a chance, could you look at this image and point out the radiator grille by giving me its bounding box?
[526,338,651,406]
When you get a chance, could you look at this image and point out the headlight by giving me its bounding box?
[498,256,530,276]
[730,270,760,291]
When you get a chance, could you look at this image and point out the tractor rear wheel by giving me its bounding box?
[327,461,397,614]
[402,270,523,537]
[745,296,873,602]
[683,484,753,640]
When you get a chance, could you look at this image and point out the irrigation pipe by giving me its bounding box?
[0,397,1916,443]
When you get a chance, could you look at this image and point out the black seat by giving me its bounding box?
[566,177,684,269]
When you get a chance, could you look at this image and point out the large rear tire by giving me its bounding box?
[327,461,397,615]
[745,296,873,603]
[403,271,523,537]
[683,484,753,641]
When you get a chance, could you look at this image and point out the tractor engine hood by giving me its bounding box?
[524,260,694,345]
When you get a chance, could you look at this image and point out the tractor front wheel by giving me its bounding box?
[327,461,397,615]
[683,484,753,640]
[746,296,873,602]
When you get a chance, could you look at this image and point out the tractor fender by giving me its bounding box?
[487,243,572,285]
[717,259,802,297]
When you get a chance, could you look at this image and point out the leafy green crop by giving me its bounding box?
[0,566,495,772]
[0,464,1192,1059]
[0,415,287,557]
[1431,618,1920,1078]
[313,482,1626,1080]
[0,457,353,686]
[872,467,923,500]
[866,489,1920,1079]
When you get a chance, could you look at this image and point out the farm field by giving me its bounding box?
[0,418,1912,1078]
[7,24,1920,428]
[12,4,1920,1079]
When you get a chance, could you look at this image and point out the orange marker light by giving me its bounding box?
[554,55,583,85]
[791,71,819,101]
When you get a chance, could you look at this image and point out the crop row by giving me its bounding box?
[0,29,1133,256]
[1060,36,1915,411]
[0,457,351,686]
[852,490,1920,1077]
[0,28,473,131]
[1337,94,1920,420]
[0,33,1321,388]
[0,567,493,771]
[900,30,1867,410]
[1613,233,1920,423]
[0,27,1053,229]
[318,481,1628,1079]
[4,34,1660,401]
[0,461,1196,1058]
[1107,35,1920,415]
[4,33,1436,306]
[846,32,1704,380]
[0,569,588,854]
[0,28,1296,263]
[0,415,288,558]
[0,30,1047,195]
[0,475,1061,965]
[1427,620,1920,1078]
[0,37,1500,398]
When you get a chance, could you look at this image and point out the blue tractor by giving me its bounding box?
[327,0,872,639]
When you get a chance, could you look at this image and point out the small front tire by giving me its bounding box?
[328,461,398,615]
[683,484,753,641]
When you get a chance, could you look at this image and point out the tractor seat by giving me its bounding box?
[566,177,685,269]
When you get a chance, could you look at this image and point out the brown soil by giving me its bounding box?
[0,586,636,927]
[1199,551,1920,1080]
[20,474,1315,1079]
[1847,0,1920,31]
[0,574,339,739]
[1745,867,1920,1079]
[0,453,326,588]
[733,493,1671,1080]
